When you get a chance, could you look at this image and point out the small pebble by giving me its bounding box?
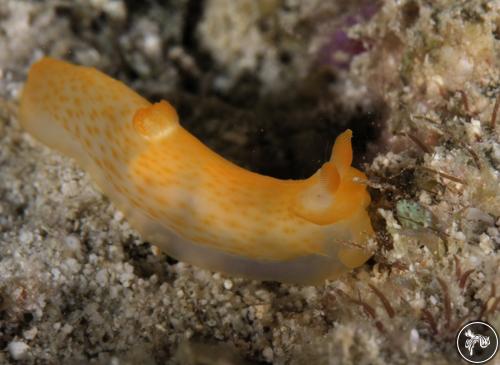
[263,347,274,362]
[8,341,30,360]
[410,329,419,353]
[65,235,82,252]
[23,327,38,340]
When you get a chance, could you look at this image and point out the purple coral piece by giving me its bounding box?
[318,3,379,69]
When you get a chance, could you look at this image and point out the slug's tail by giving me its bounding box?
[19,57,151,159]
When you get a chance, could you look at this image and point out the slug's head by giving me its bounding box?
[133,100,179,140]
[293,130,371,226]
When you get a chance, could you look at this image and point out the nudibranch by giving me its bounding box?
[19,58,374,284]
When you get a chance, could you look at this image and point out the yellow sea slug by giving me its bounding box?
[19,57,374,284]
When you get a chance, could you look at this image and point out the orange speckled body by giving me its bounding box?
[19,58,374,284]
